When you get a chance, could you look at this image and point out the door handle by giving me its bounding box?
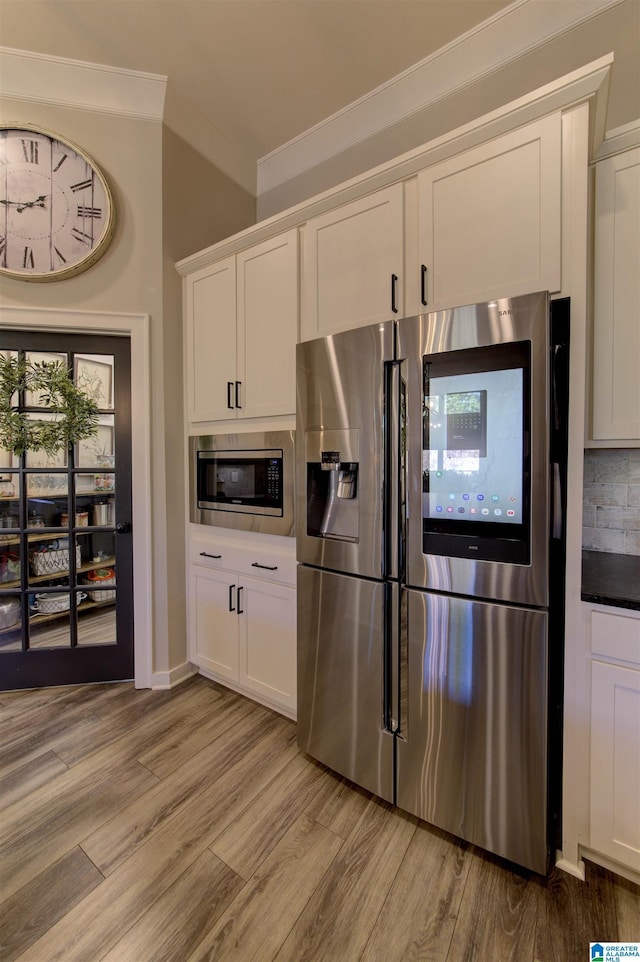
[227,381,235,409]
[235,381,242,409]
[115,521,131,534]
[237,585,243,614]
[251,562,278,571]
[420,265,428,306]
[228,584,236,612]
[391,274,399,314]
[199,552,221,559]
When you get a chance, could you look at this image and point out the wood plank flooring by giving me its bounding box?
[0,675,637,962]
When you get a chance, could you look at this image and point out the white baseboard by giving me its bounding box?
[151,661,197,690]
[555,854,587,880]
[579,848,640,886]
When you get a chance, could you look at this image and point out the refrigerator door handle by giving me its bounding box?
[384,582,401,734]
[551,461,562,540]
[384,361,402,581]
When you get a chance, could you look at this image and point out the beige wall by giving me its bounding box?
[258,0,640,218]
[0,96,255,680]
[161,127,255,670]
[163,126,256,262]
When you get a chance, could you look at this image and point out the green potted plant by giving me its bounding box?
[0,355,100,458]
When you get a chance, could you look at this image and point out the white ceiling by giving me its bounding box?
[0,0,514,164]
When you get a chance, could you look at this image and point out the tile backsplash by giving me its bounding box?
[583,449,640,555]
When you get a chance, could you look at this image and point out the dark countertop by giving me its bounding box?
[581,550,640,611]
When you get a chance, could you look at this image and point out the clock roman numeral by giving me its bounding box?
[23,247,35,269]
[54,246,67,265]
[21,140,39,164]
[0,236,6,264]
[53,153,68,172]
[71,227,93,246]
[77,205,102,219]
[70,178,93,193]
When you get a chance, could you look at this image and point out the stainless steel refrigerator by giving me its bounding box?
[296,291,568,875]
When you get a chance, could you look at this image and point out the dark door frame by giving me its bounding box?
[0,306,153,688]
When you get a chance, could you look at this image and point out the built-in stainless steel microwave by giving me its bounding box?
[189,431,295,536]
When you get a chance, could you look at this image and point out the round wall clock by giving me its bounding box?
[0,124,116,282]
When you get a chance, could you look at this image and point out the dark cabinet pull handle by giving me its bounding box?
[227,381,234,409]
[199,551,221,559]
[251,562,278,571]
[237,585,244,614]
[228,584,236,612]
[391,274,399,314]
[235,381,242,409]
[420,265,428,306]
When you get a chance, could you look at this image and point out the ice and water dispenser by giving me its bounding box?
[305,429,359,542]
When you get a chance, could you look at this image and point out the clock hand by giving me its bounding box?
[0,195,48,212]
[17,195,48,212]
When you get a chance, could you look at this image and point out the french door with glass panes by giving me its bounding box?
[0,331,133,690]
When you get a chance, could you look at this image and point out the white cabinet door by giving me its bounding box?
[189,566,239,682]
[417,116,561,311]
[301,184,404,340]
[239,576,296,713]
[592,147,640,441]
[237,229,298,418]
[185,256,237,422]
[590,659,640,872]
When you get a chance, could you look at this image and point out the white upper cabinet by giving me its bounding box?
[237,231,298,419]
[301,184,404,341]
[300,116,561,341]
[184,229,298,424]
[415,115,562,312]
[185,256,236,423]
[592,146,640,442]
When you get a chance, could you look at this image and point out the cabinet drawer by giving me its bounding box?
[234,548,296,587]
[190,535,296,586]
[190,536,235,570]
[591,609,640,665]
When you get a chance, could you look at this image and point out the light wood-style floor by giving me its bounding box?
[0,675,637,962]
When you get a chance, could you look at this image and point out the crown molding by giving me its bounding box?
[594,119,640,160]
[257,0,626,198]
[178,54,613,275]
[0,46,166,121]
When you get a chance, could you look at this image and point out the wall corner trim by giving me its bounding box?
[0,46,167,121]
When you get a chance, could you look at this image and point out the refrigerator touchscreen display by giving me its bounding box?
[422,340,531,555]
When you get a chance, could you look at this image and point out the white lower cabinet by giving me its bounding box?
[190,566,241,682]
[188,535,296,717]
[588,606,640,873]
[239,575,296,711]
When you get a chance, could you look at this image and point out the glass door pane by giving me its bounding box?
[0,334,132,688]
